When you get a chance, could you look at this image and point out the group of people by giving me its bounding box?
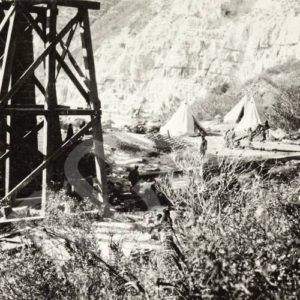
[225,120,270,148]
[248,120,270,143]
[64,121,88,142]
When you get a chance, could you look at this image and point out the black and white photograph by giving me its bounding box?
[0,0,299,299]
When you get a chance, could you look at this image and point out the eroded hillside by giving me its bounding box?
[63,0,300,126]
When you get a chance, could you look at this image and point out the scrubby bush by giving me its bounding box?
[267,86,300,132]
[0,193,146,300]
[153,154,300,299]
[193,92,237,121]
[0,156,299,299]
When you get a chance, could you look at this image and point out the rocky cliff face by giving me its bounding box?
[65,0,300,127]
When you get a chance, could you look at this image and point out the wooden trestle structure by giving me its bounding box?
[0,0,109,221]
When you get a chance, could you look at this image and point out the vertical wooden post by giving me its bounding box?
[0,10,16,95]
[80,9,109,215]
[10,7,38,193]
[0,8,16,196]
[0,10,5,197]
[42,5,62,212]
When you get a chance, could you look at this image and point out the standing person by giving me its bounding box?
[78,121,87,141]
[65,123,74,141]
[265,120,270,140]
[79,120,86,129]
[261,127,267,142]
[248,128,254,142]
[231,129,236,148]
[224,129,230,148]
[200,135,208,157]
[128,165,139,187]
[228,128,235,149]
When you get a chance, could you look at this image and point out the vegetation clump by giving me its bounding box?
[0,157,299,299]
[267,86,300,132]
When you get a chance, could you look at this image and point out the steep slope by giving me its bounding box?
[64,0,300,126]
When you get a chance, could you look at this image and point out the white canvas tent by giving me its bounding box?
[224,96,262,132]
[235,97,262,131]
[160,102,205,137]
[223,96,247,123]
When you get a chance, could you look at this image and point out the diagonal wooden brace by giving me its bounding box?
[0,11,82,106]
[0,118,99,206]
[0,121,44,162]
[21,10,89,102]
[0,3,14,33]
[56,22,78,79]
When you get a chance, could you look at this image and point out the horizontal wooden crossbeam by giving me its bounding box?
[0,107,98,115]
[0,0,100,10]
[2,104,70,108]
[0,215,44,224]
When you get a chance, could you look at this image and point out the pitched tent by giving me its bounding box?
[223,96,247,123]
[160,102,205,137]
[235,97,262,132]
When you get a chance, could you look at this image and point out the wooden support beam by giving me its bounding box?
[0,3,14,33]
[0,9,16,99]
[0,107,97,115]
[80,9,109,215]
[2,122,22,137]
[42,4,60,213]
[2,104,70,108]
[32,75,46,95]
[23,6,48,15]
[3,2,48,15]
[56,22,77,78]
[22,10,89,102]
[61,41,86,79]
[0,215,44,224]
[55,52,89,101]
[0,34,45,96]
[0,11,46,97]
[0,0,101,10]
[0,121,44,163]
[0,10,81,105]
[21,9,46,41]
[0,118,98,206]
[0,8,17,195]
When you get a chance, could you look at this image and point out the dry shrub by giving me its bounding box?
[193,92,237,121]
[267,86,300,132]
[0,192,147,300]
[1,156,299,299]
[153,154,300,299]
